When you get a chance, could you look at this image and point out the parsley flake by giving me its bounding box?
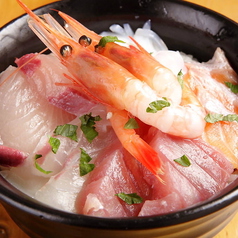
[174,155,191,167]
[49,137,60,154]
[34,154,52,174]
[205,113,238,123]
[79,113,102,143]
[124,118,139,129]
[115,193,143,205]
[146,98,170,113]
[54,124,78,142]
[98,36,125,47]
[79,148,95,176]
[177,70,184,88]
[225,82,238,94]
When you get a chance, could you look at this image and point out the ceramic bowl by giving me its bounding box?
[0,0,237,237]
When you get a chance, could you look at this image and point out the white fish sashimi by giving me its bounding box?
[0,65,75,153]
[185,48,238,114]
[16,53,97,116]
[35,151,84,213]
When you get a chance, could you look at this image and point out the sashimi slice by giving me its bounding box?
[80,176,127,217]
[35,150,85,213]
[205,47,238,85]
[138,192,183,216]
[0,145,28,167]
[185,48,238,114]
[76,145,145,217]
[0,65,75,154]
[140,128,234,214]
[16,53,96,116]
[141,151,201,209]
[202,122,238,168]
[185,47,238,168]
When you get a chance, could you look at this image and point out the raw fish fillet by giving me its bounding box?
[16,53,96,116]
[76,144,147,217]
[185,48,238,168]
[0,65,75,154]
[185,48,238,114]
[138,128,234,216]
[0,145,28,167]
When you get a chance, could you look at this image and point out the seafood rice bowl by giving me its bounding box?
[0,0,237,237]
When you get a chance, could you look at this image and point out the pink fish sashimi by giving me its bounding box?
[185,48,238,114]
[16,53,96,116]
[0,145,28,167]
[139,192,183,217]
[0,65,75,154]
[75,143,150,217]
[138,128,233,216]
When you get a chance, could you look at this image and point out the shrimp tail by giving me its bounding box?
[108,108,163,179]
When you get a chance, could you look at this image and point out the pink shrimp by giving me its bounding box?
[47,11,183,105]
[44,10,207,139]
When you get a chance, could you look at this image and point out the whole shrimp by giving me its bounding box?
[48,11,183,106]
[16,0,205,176]
[42,10,206,139]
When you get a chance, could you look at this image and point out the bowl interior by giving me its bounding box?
[0,0,238,231]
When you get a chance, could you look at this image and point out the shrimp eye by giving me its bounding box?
[79,35,92,47]
[60,45,72,57]
[94,44,103,54]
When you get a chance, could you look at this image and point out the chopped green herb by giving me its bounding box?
[205,113,238,123]
[174,155,191,167]
[115,192,143,205]
[54,124,78,142]
[49,137,60,154]
[124,118,139,129]
[79,113,102,143]
[177,70,184,88]
[34,154,52,174]
[79,148,95,176]
[98,36,125,47]
[146,98,170,113]
[225,82,238,94]
[35,154,42,160]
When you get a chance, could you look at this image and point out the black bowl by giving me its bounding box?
[0,0,238,237]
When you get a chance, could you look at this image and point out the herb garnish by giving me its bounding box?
[146,98,170,113]
[115,193,143,205]
[79,148,95,176]
[225,82,238,94]
[49,137,60,154]
[34,154,52,174]
[54,124,78,142]
[79,113,102,143]
[174,155,191,167]
[204,113,238,123]
[177,70,184,88]
[98,36,125,47]
[124,118,139,129]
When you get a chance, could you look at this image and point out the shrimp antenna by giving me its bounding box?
[0,48,48,87]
